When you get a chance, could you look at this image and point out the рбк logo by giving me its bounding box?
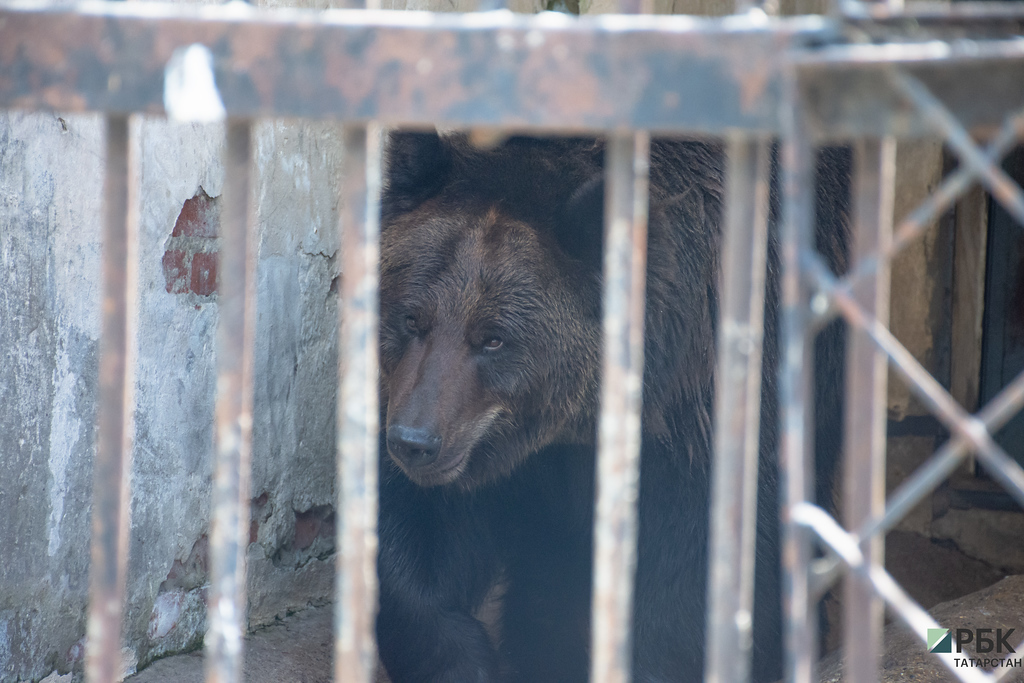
[929,628,952,654]
[955,629,1017,654]
[927,627,1022,669]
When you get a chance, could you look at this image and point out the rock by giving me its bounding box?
[821,575,1024,682]
[886,530,1005,609]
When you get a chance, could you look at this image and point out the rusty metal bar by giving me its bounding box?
[590,131,650,683]
[842,137,895,683]
[334,123,382,683]
[0,2,826,134]
[705,135,771,683]
[779,67,819,683]
[204,120,256,683]
[85,114,135,683]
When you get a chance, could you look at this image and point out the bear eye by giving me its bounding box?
[405,316,418,334]
[482,337,503,351]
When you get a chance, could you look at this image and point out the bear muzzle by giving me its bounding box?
[385,423,472,486]
[386,424,442,469]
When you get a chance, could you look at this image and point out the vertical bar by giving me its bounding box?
[590,131,650,683]
[779,71,819,683]
[205,119,257,683]
[86,115,136,683]
[705,136,772,683]
[842,138,895,683]
[334,123,382,683]
[331,1,379,680]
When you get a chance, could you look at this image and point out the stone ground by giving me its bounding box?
[126,607,335,683]
[125,532,1012,683]
[821,574,1024,683]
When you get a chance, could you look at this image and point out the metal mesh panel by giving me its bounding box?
[783,60,1024,683]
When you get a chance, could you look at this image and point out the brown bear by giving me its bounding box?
[374,132,847,683]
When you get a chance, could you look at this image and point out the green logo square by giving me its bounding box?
[928,628,952,653]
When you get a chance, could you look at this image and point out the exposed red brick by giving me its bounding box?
[171,188,219,238]
[191,252,218,296]
[162,250,189,294]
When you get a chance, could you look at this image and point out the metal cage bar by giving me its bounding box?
[779,67,819,683]
[85,114,136,683]
[705,135,771,683]
[841,136,895,683]
[334,123,383,683]
[590,131,650,683]
[204,119,257,683]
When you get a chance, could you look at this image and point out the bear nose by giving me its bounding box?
[386,425,442,468]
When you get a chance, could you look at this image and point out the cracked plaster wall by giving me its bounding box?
[0,77,345,683]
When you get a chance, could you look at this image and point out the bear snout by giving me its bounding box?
[386,424,442,469]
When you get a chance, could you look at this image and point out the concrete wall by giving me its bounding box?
[0,65,346,683]
[1,111,106,683]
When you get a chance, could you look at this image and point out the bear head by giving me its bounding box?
[379,131,609,490]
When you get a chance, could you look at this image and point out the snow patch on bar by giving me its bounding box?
[163,44,226,124]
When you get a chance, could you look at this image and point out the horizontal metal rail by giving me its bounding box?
[8,1,1024,137]
[0,0,829,134]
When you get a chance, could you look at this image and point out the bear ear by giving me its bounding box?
[383,130,452,218]
[554,173,604,272]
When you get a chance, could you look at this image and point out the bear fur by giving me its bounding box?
[374,132,847,683]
